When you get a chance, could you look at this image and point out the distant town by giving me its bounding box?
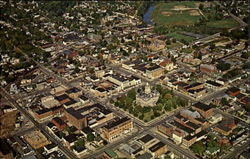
[0,1,249,159]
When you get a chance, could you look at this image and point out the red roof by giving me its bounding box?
[160,59,172,67]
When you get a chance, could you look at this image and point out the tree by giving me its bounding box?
[199,3,204,10]
[216,63,231,71]
[75,138,85,147]
[190,141,205,155]
[221,98,229,106]
[87,133,95,142]
[127,88,136,100]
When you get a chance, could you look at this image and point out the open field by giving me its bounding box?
[152,1,202,26]
[206,18,240,29]
[166,32,195,42]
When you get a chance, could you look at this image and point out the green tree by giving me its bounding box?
[127,88,136,100]
[221,98,229,106]
[87,133,95,142]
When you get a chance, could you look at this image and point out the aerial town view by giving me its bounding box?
[0,1,249,159]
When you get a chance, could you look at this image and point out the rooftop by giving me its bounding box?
[149,141,165,152]
[138,134,154,144]
[193,102,212,111]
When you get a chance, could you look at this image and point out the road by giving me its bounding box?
[11,48,248,159]
[0,87,78,159]
[223,140,250,159]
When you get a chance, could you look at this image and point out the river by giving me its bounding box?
[143,5,154,25]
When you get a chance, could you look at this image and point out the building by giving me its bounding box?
[226,87,241,96]
[213,118,236,136]
[192,102,214,119]
[24,130,50,149]
[44,143,58,154]
[146,65,164,79]
[51,117,67,131]
[148,141,167,158]
[159,58,174,71]
[107,74,141,90]
[65,104,113,130]
[209,114,223,124]
[101,117,133,142]
[200,64,217,74]
[136,83,160,107]
[65,87,82,99]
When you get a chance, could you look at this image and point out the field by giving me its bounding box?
[206,18,240,29]
[152,1,202,27]
[166,32,195,42]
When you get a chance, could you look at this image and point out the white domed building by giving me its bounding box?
[136,83,160,107]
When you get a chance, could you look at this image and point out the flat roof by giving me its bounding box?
[104,117,130,130]
[193,102,212,111]
[149,141,165,152]
[138,134,154,144]
[55,94,69,101]
[52,117,66,126]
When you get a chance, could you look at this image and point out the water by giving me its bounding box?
[143,5,154,25]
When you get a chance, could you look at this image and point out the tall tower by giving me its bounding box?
[145,83,151,94]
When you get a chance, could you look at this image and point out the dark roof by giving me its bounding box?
[82,127,94,134]
[79,95,88,101]
[206,80,222,87]
[66,87,81,94]
[139,134,154,144]
[195,130,207,138]
[63,134,78,143]
[149,141,165,152]
[52,117,66,126]
[45,143,57,150]
[47,122,55,128]
[185,82,203,89]
[186,121,200,130]
[184,134,196,141]
[193,102,212,111]
[236,93,246,99]
[104,117,131,130]
[64,99,77,106]
[135,152,153,159]
[55,94,69,101]
[65,103,112,120]
[146,65,161,71]
[227,87,240,93]
[173,121,194,134]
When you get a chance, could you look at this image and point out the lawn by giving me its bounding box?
[206,18,240,29]
[152,1,202,27]
[166,32,195,42]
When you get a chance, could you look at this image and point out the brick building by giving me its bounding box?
[102,117,133,142]
[192,102,214,119]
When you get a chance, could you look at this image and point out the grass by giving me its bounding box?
[206,18,240,29]
[166,32,195,42]
[152,1,201,27]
